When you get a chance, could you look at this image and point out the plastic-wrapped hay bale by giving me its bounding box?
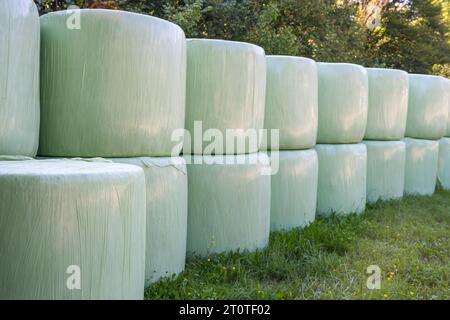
[438,138,450,189]
[39,9,186,157]
[363,141,405,203]
[262,56,318,150]
[405,74,448,140]
[184,39,266,154]
[364,68,409,140]
[446,79,450,137]
[317,63,368,144]
[270,150,318,231]
[111,157,187,285]
[0,0,40,156]
[404,138,439,195]
[185,153,270,255]
[0,159,146,299]
[315,144,367,215]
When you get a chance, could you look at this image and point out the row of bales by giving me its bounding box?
[0,1,449,299]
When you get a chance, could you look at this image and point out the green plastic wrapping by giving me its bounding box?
[438,138,450,189]
[317,63,368,144]
[364,68,409,140]
[39,9,186,157]
[0,0,40,156]
[184,39,266,155]
[110,157,187,285]
[262,56,318,150]
[185,153,271,255]
[0,159,146,299]
[405,74,448,140]
[404,138,439,196]
[315,144,367,216]
[269,150,318,231]
[446,79,450,137]
[363,141,405,203]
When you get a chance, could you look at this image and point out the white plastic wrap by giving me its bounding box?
[0,159,146,299]
[404,138,439,195]
[262,56,318,150]
[317,63,368,144]
[269,150,318,231]
[111,157,187,285]
[363,141,405,203]
[0,0,40,156]
[39,9,186,157]
[405,74,448,140]
[184,39,266,154]
[315,144,367,215]
[438,138,450,189]
[364,68,409,140]
[184,153,271,255]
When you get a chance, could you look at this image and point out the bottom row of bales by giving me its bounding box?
[0,140,449,299]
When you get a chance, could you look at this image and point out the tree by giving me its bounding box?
[365,0,450,74]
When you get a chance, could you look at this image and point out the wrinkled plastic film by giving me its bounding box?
[438,138,450,189]
[364,68,409,140]
[138,157,187,174]
[405,75,448,140]
[404,138,439,196]
[363,141,405,203]
[111,157,188,285]
[0,0,40,156]
[315,144,367,215]
[269,150,318,231]
[39,9,186,157]
[0,160,146,299]
[185,153,271,255]
[317,63,368,144]
[184,39,266,155]
[262,56,318,150]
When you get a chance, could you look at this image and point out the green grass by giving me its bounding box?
[145,189,450,300]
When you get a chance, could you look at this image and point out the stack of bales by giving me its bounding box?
[2,0,448,300]
[183,39,270,256]
[262,56,318,231]
[404,74,449,195]
[0,6,188,299]
[438,80,450,189]
[362,68,409,203]
[315,63,368,215]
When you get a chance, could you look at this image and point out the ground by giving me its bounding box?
[145,189,450,300]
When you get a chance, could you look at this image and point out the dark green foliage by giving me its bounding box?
[365,0,450,74]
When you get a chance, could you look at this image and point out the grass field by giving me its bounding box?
[145,189,450,300]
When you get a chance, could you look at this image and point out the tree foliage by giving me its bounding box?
[33,0,450,78]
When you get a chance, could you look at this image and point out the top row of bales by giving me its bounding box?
[1,8,449,158]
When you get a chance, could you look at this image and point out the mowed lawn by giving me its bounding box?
[145,189,450,300]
